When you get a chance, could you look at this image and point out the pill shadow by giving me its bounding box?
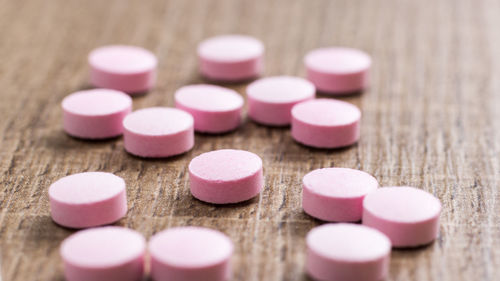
[392,240,437,252]
[191,73,258,87]
[24,216,74,242]
[74,83,150,96]
[302,212,362,226]
[292,139,357,154]
[315,89,364,98]
[41,130,120,151]
[123,150,190,162]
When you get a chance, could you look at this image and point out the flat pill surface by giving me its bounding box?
[302,168,378,222]
[305,47,371,94]
[149,226,233,281]
[306,223,391,281]
[198,35,264,81]
[89,45,157,93]
[123,107,194,158]
[49,172,127,228]
[62,89,132,139]
[363,186,442,247]
[246,76,315,126]
[60,226,145,281]
[189,149,263,204]
[175,84,243,133]
[291,98,361,148]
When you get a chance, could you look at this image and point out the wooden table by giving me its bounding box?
[1,0,499,280]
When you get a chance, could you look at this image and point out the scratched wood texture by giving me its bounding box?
[1,0,500,280]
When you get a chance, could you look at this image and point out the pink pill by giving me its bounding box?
[189,149,263,204]
[123,107,194,158]
[305,47,371,94]
[89,45,157,94]
[60,226,145,281]
[246,76,315,126]
[291,99,361,148]
[198,35,264,82]
[49,172,127,228]
[62,89,132,139]
[362,186,442,247]
[306,223,391,281]
[149,226,233,281]
[302,168,378,222]
[174,84,243,133]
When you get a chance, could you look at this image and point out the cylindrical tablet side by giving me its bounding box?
[306,66,370,94]
[291,99,361,148]
[62,89,132,139]
[362,186,442,247]
[246,76,315,126]
[49,172,128,229]
[199,57,263,82]
[304,47,371,94]
[189,168,264,204]
[61,227,145,281]
[188,149,264,204]
[176,102,241,133]
[306,250,390,281]
[306,224,391,281]
[291,116,360,148]
[63,111,131,139]
[174,85,243,133]
[122,107,195,158]
[302,168,378,222]
[89,45,158,93]
[123,128,195,158]
[90,66,157,93]
[197,35,264,82]
[149,226,233,281]
[50,188,127,228]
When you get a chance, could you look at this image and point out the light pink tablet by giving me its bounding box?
[291,99,361,148]
[60,226,145,281]
[306,223,391,281]
[198,35,264,82]
[362,186,442,247]
[305,47,371,94]
[149,226,233,281]
[189,149,263,204]
[49,172,127,228]
[89,45,157,94]
[246,76,315,126]
[175,84,243,133]
[62,89,132,139]
[302,168,378,222]
[123,107,194,158]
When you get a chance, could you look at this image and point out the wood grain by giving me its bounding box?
[1,0,499,280]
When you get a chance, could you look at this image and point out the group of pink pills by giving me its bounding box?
[52,34,442,281]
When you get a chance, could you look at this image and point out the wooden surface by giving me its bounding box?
[1,0,499,280]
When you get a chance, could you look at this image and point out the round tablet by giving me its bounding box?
[62,89,132,139]
[189,149,263,204]
[246,76,315,126]
[362,186,442,247]
[49,172,127,228]
[149,226,233,281]
[306,223,391,281]
[60,226,145,281]
[175,84,243,133]
[89,45,157,93]
[198,35,264,82]
[123,107,194,158]
[302,168,378,222]
[291,99,361,148]
[305,47,371,94]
